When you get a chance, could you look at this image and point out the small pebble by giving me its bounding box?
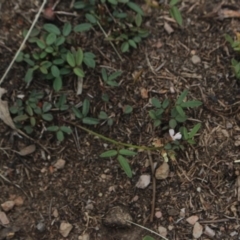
[191,55,201,64]
[36,222,46,232]
[193,222,203,239]
[1,201,15,212]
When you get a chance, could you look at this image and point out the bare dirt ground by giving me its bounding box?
[1,0,240,239]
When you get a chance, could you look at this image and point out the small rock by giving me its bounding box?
[135,174,151,189]
[0,211,10,225]
[193,222,203,239]
[204,225,215,238]
[179,208,185,218]
[85,203,94,210]
[140,88,148,99]
[82,233,90,240]
[52,208,59,218]
[59,222,73,237]
[54,159,66,169]
[186,215,199,225]
[1,201,15,212]
[191,55,201,64]
[155,211,162,218]
[226,122,233,129]
[13,196,24,206]
[158,226,167,237]
[103,206,132,228]
[155,162,169,179]
[36,222,46,232]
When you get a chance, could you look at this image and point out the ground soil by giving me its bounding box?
[1,0,240,239]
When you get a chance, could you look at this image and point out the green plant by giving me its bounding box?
[16,23,96,91]
[10,90,53,134]
[47,125,72,141]
[100,148,137,178]
[101,68,122,87]
[74,0,149,53]
[225,34,240,79]
[98,111,114,126]
[169,0,183,26]
[149,90,202,150]
[72,98,99,125]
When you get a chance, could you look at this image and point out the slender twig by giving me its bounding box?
[65,120,164,151]
[148,150,156,222]
[96,21,123,62]
[126,220,169,240]
[0,0,47,85]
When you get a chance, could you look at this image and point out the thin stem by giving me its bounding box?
[96,21,123,62]
[65,121,163,151]
[0,0,47,85]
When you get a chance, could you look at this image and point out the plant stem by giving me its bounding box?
[0,0,47,85]
[96,21,123,62]
[66,121,163,151]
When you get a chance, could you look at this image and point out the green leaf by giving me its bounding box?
[151,97,161,108]
[224,34,233,45]
[26,105,33,116]
[36,40,46,49]
[83,52,96,68]
[101,68,108,82]
[188,123,201,139]
[51,65,60,77]
[56,130,64,141]
[53,59,65,65]
[62,22,72,36]
[170,0,179,6]
[85,13,97,24]
[30,117,36,126]
[123,105,133,114]
[74,1,86,9]
[45,46,54,53]
[47,126,59,131]
[66,51,76,67]
[119,149,137,156]
[135,13,142,27]
[108,0,118,4]
[127,2,144,15]
[82,117,99,125]
[107,118,113,126]
[100,150,118,158]
[176,105,185,117]
[107,80,119,87]
[46,33,57,45]
[75,48,84,66]
[24,68,34,83]
[42,102,52,112]
[170,6,183,26]
[128,39,137,48]
[102,93,109,102]
[60,126,72,134]
[162,99,169,109]
[121,41,129,52]
[53,77,62,91]
[82,98,90,116]
[117,155,132,178]
[169,119,177,128]
[24,126,33,134]
[16,52,24,62]
[43,23,61,35]
[40,66,48,74]
[72,106,83,118]
[164,143,172,150]
[149,110,157,120]
[74,23,92,32]
[98,111,108,120]
[42,113,53,121]
[180,100,202,108]
[142,236,155,240]
[182,127,189,140]
[14,114,29,122]
[108,71,122,81]
[154,119,161,127]
[74,67,85,77]
[175,114,187,122]
[176,90,188,104]
[55,36,65,46]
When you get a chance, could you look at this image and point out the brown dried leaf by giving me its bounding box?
[18,144,36,156]
[0,88,16,129]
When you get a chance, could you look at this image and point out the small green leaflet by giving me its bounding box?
[100,150,118,158]
[117,155,132,178]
